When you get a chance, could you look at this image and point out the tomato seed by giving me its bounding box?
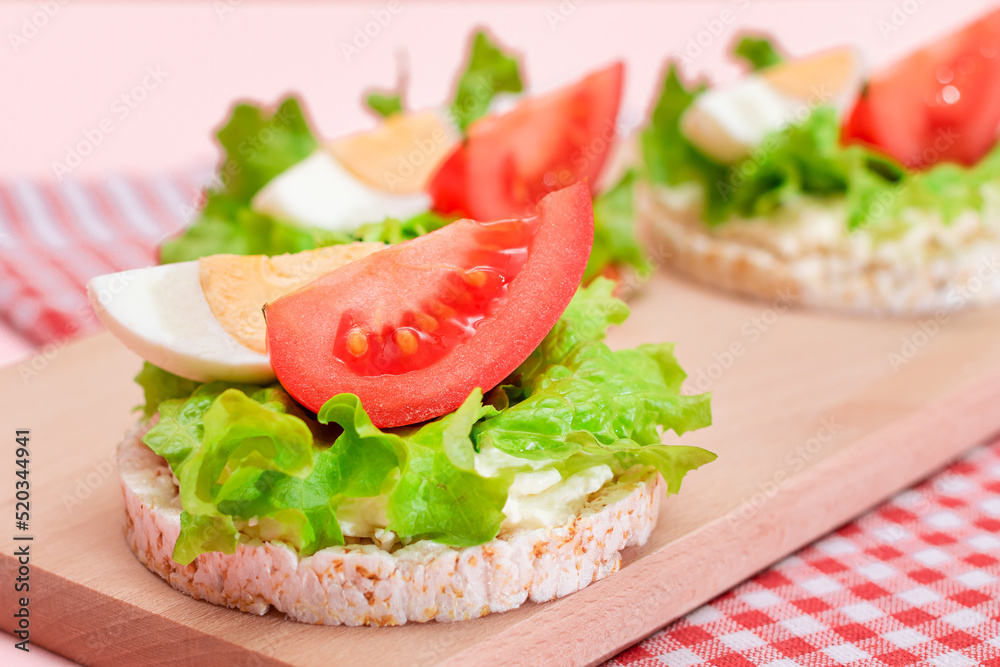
[346,329,368,357]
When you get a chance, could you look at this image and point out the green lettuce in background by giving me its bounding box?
[363,29,523,129]
[157,95,456,264]
[160,29,526,265]
[160,32,645,280]
[732,34,784,71]
[585,171,648,282]
[364,90,404,119]
[136,279,714,564]
[641,37,1000,231]
[449,30,524,133]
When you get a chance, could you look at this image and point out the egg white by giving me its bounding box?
[88,262,275,384]
[251,151,431,233]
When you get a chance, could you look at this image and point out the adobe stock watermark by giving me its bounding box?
[544,0,587,31]
[62,450,116,513]
[728,416,846,529]
[51,66,169,181]
[186,103,299,217]
[679,0,752,66]
[686,289,795,393]
[17,271,133,385]
[381,69,502,190]
[716,88,832,202]
[340,1,402,63]
[877,0,931,40]
[7,0,69,54]
[214,0,243,20]
[850,127,958,234]
[382,124,452,192]
[541,117,620,194]
[887,254,1000,371]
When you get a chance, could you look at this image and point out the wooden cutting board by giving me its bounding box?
[3,271,1000,667]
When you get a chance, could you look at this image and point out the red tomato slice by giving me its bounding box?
[265,182,594,427]
[429,62,623,220]
[842,8,1000,168]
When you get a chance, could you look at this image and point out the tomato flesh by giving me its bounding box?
[332,218,534,376]
[842,8,1000,168]
[429,62,623,220]
[265,182,594,427]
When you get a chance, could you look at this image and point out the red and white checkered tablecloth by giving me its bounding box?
[2,176,999,666]
[605,441,1000,667]
[0,173,206,346]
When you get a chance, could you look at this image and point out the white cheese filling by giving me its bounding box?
[646,181,1000,314]
[334,442,615,542]
[653,181,1000,268]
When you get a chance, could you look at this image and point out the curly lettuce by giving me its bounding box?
[641,39,1000,231]
[156,94,454,263]
[450,30,524,133]
[733,35,784,71]
[586,171,647,282]
[136,279,714,564]
[365,90,404,119]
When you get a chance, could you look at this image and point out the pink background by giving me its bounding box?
[2,1,998,664]
[3,1,997,181]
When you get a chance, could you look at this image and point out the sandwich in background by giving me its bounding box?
[638,11,1000,315]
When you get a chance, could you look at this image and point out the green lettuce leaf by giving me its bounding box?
[157,92,456,263]
[352,210,455,245]
[212,394,407,556]
[159,195,329,264]
[160,199,454,263]
[640,52,1000,231]
[214,96,319,203]
[386,390,509,546]
[450,30,524,133]
[733,35,784,71]
[640,64,731,221]
[640,65,911,228]
[585,171,647,283]
[146,386,409,563]
[134,362,200,418]
[720,107,906,225]
[475,278,712,470]
[148,385,315,563]
[158,95,326,263]
[516,275,628,386]
[365,91,403,119]
[138,279,713,562]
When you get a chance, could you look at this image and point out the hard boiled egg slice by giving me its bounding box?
[251,151,430,233]
[681,47,863,164]
[252,110,458,232]
[329,109,460,194]
[88,262,272,384]
[200,242,384,354]
[88,243,384,384]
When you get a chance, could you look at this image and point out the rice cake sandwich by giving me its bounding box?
[89,182,714,625]
[638,16,1000,315]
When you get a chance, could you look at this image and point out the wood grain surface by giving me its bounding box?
[2,271,1000,666]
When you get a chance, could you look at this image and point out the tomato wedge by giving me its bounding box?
[428,63,623,220]
[265,182,594,427]
[842,8,1000,168]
